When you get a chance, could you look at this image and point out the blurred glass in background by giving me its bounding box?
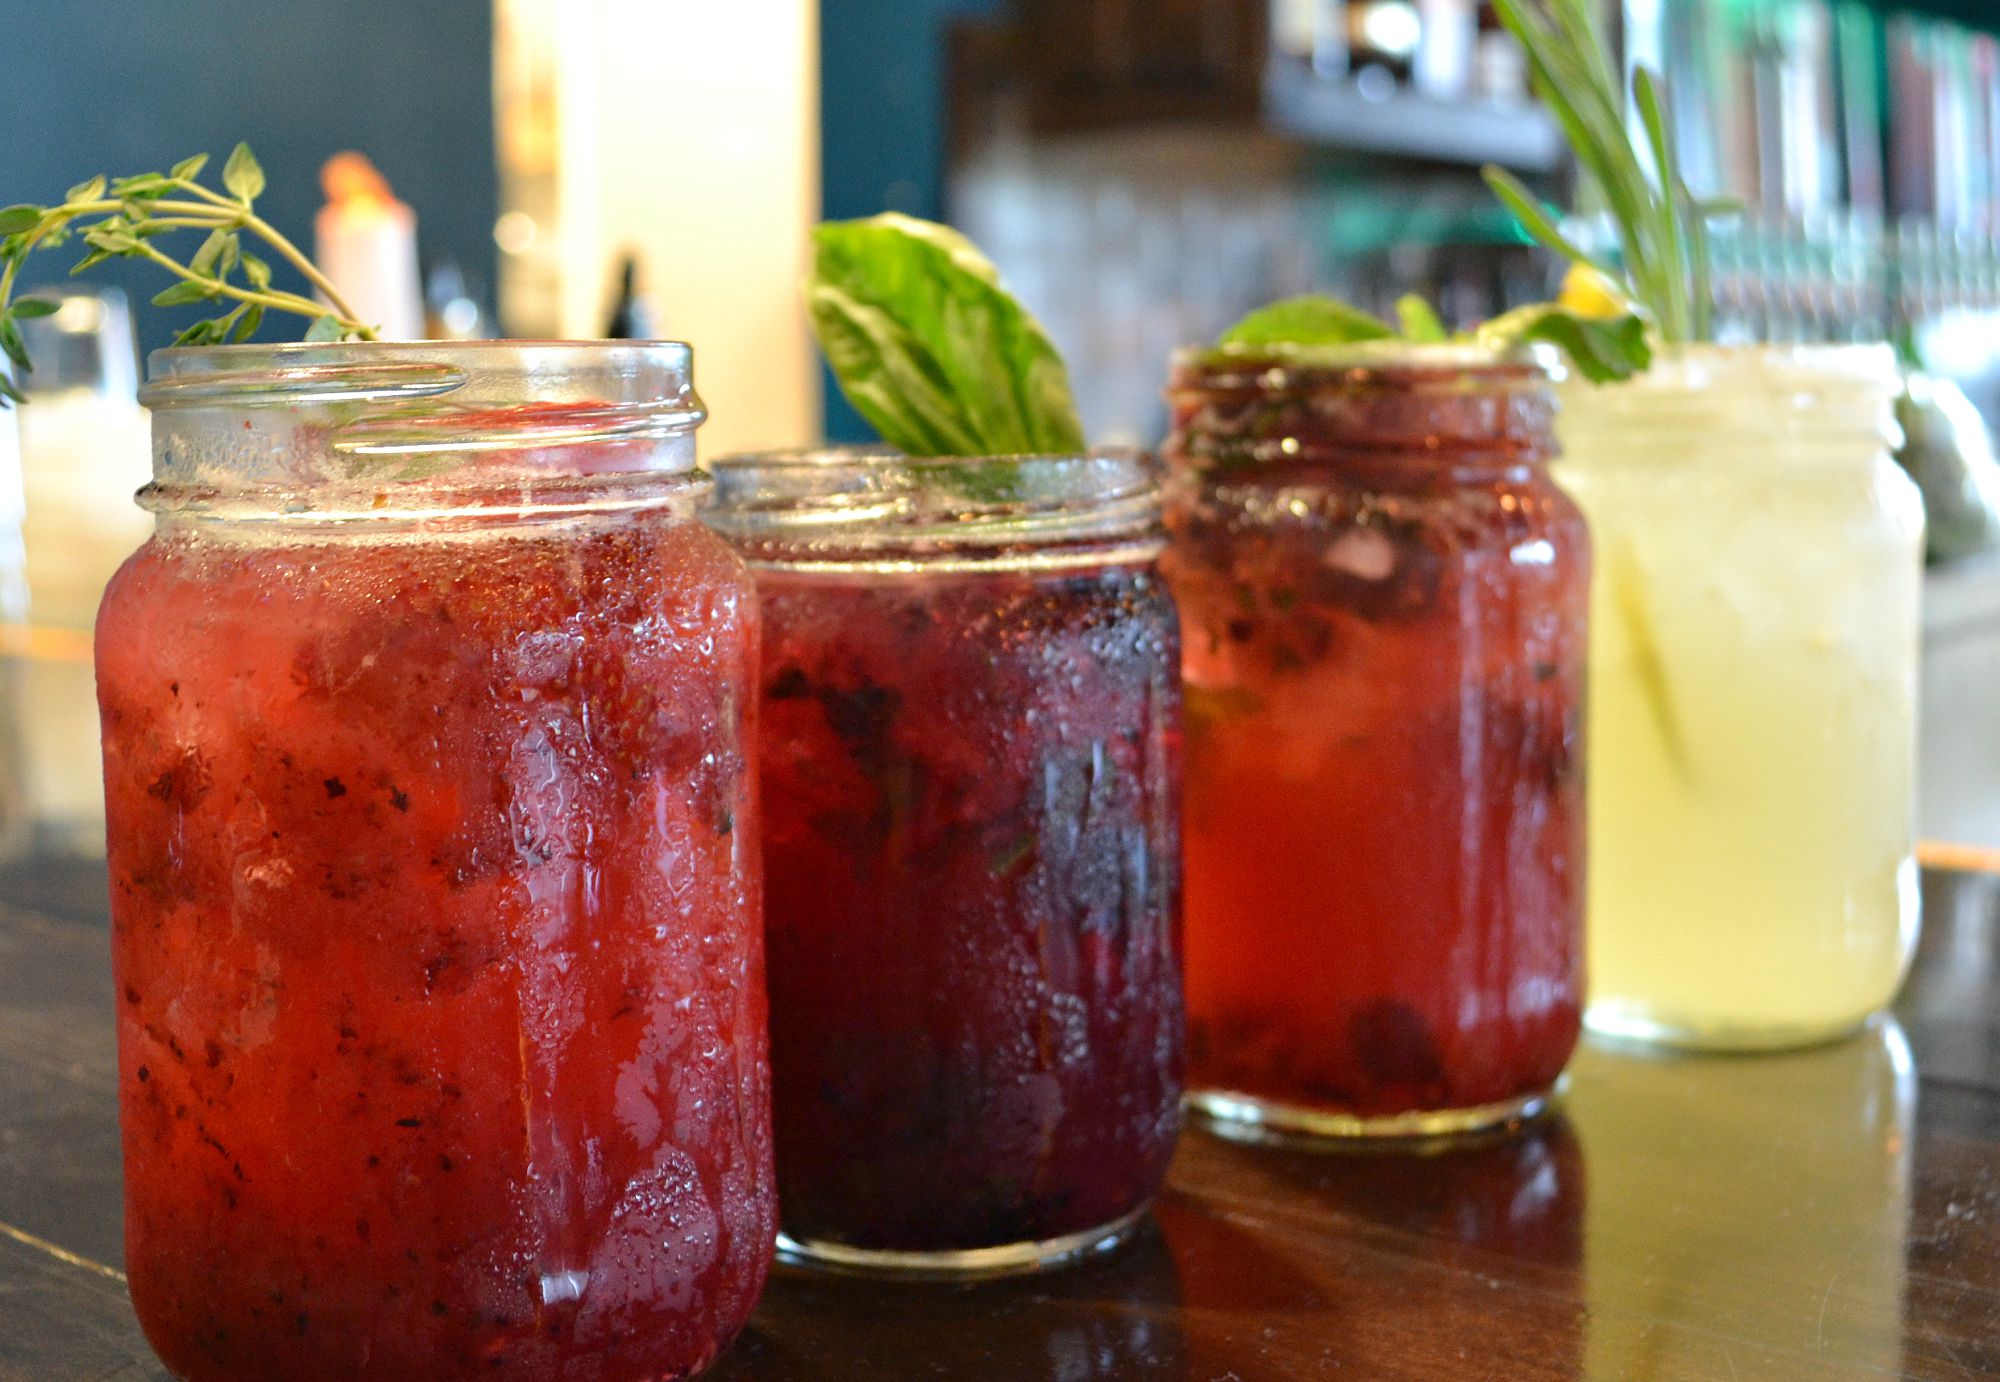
[11,291,152,855]
[0,385,28,863]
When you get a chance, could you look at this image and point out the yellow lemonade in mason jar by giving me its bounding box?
[1555,345,1923,1049]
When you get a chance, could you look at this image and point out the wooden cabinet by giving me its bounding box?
[1004,0,1269,130]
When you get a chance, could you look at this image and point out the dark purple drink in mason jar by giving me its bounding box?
[706,448,1184,1276]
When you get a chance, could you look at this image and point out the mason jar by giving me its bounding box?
[98,343,772,1380]
[703,447,1184,1277]
[1555,344,1922,1050]
[1162,345,1588,1141]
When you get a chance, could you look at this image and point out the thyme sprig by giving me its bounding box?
[0,144,377,405]
[1483,0,1726,344]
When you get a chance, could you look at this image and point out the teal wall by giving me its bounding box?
[0,3,496,360]
[819,0,1003,441]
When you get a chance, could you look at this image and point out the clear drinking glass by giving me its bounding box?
[1555,344,1922,1050]
[704,447,1185,1277]
[15,288,150,851]
[99,342,773,1380]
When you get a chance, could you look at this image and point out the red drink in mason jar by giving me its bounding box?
[98,344,772,1380]
[1162,347,1586,1140]
[705,448,1184,1276]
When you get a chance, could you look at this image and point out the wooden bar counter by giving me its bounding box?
[3,857,1996,1380]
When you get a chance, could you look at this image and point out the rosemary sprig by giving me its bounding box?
[0,143,377,406]
[1483,0,1722,344]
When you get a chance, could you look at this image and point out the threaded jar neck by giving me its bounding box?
[138,341,707,528]
[703,446,1163,571]
[1166,344,1557,484]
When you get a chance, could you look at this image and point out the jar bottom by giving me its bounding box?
[1585,1000,1884,1054]
[1187,1081,1561,1148]
[774,1205,1150,1281]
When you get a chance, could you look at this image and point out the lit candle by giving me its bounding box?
[313,152,424,340]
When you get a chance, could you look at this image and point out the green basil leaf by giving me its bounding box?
[223,143,266,204]
[66,175,106,206]
[9,298,59,319]
[809,283,984,456]
[0,206,43,236]
[241,251,272,291]
[304,314,344,342]
[171,153,211,181]
[809,214,1084,457]
[1216,295,1395,348]
[1395,294,1449,343]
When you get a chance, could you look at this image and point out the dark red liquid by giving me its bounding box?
[97,515,772,1380]
[755,564,1184,1252]
[1164,359,1586,1123]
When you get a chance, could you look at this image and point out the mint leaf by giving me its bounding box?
[1395,294,1449,343]
[1217,295,1395,348]
[809,214,1085,457]
[1478,303,1651,383]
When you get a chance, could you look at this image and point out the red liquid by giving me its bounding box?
[1164,361,1586,1122]
[755,565,1184,1252]
[97,516,771,1380]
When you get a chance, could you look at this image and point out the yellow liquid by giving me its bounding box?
[1557,349,1923,1048]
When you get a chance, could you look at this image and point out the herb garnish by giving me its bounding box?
[808,214,1084,458]
[0,144,377,406]
[1479,0,1721,777]
[1216,291,1651,384]
[1482,0,1726,344]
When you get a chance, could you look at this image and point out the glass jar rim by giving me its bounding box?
[141,340,704,457]
[138,341,708,522]
[1555,341,1901,453]
[703,445,1162,568]
[1166,342,1557,476]
[1170,340,1553,390]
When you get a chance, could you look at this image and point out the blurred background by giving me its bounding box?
[3,0,2000,850]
